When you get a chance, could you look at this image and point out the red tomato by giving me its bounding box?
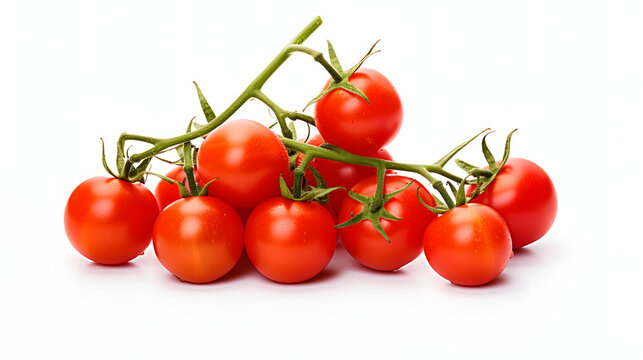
[423,204,512,286]
[315,68,403,154]
[316,147,394,213]
[469,158,557,249]
[152,196,244,284]
[64,177,160,265]
[154,166,187,210]
[197,119,289,209]
[245,197,337,283]
[338,175,437,271]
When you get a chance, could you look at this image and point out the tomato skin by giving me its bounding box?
[154,166,187,210]
[316,147,394,214]
[315,68,403,154]
[244,197,337,283]
[423,204,512,286]
[196,119,290,209]
[338,175,437,271]
[152,196,244,284]
[64,177,160,265]
[469,158,557,249]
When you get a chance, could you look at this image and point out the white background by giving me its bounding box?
[1,1,642,359]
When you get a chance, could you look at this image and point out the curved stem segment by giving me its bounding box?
[279,136,474,208]
[119,16,330,168]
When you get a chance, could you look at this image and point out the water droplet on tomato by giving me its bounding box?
[139,251,145,256]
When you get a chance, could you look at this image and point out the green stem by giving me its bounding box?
[293,152,314,198]
[280,137,463,208]
[121,16,330,165]
[285,45,343,82]
[252,90,292,139]
[371,164,386,211]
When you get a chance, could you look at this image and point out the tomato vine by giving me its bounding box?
[103,15,516,241]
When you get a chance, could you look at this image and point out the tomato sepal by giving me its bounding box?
[193,81,216,122]
[303,40,380,110]
[335,179,416,243]
[278,174,343,203]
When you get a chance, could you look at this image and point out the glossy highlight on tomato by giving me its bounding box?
[469,158,557,249]
[64,177,160,265]
[315,68,403,154]
[338,175,437,271]
[153,196,244,284]
[197,119,290,209]
[245,197,337,283]
[424,203,512,286]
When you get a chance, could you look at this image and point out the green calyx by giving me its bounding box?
[278,170,343,203]
[147,140,216,198]
[417,129,518,213]
[335,179,415,243]
[303,40,380,110]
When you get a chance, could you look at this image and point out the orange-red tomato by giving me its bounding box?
[152,196,244,284]
[64,177,159,265]
[469,158,557,249]
[197,119,289,209]
[338,175,437,271]
[423,203,512,286]
[315,68,403,154]
[245,197,337,283]
[315,69,402,155]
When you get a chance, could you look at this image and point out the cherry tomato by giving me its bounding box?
[245,197,337,283]
[64,177,160,265]
[152,196,244,284]
[469,158,557,249]
[338,175,437,271]
[197,119,290,209]
[423,204,512,286]
[154,166,187,210]
[315,68,403,154]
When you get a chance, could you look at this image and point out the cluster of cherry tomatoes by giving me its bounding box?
[65,65,557,287]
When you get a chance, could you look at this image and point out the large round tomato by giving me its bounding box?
[315,147,394,213]
[154,166,187,210]
[315,68,403,154]
[64,177,160,265]
[245,197,337,283]
[152,196,244,284]
[423,204,512,286]
[469,158,557,249]
[338,175,437,271]
[197,119,289,209]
